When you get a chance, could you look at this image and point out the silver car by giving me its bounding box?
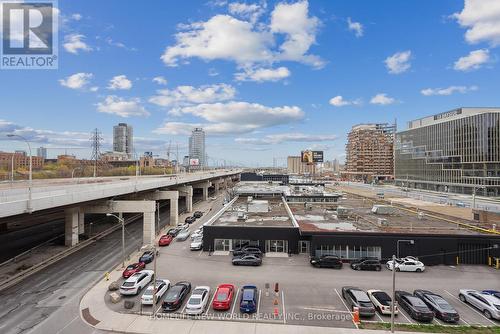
[459,289,500,320]
[176,229,191,241]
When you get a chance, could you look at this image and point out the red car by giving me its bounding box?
[158,234,174,246]
[212,284,235,310]
[122,262,145,278]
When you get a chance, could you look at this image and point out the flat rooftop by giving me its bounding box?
[292,195,490,235]
[212,197,294,227]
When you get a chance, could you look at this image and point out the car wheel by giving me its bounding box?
[483,310,492,319]
[355,266,361,271]
[415,268,422,272]
[458,294,466,303]
[395,267,400,272]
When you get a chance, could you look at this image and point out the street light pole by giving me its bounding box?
[107,213,126,268]
[7,134,32,213]
[391,254,396,333]
[152,245,158,318]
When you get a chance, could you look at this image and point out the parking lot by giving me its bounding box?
[106,198,500,329]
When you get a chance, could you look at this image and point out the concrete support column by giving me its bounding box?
[202,186,209,201]
[170,196,178,226]
[214,182,220,192]
[143,211,155,246]
[65,208,79,247]
[78,209,85,235]
[178,186,193,213]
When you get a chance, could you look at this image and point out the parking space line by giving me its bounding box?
[180,299,188,314]
[398,309,414,324]
[302,307,350,313]
[155,303,163,315]
[281,290,286,324]
[205,288,217,315]
[444,290,497,326]
[231,288,240,316]
[334,288,358,330]
[256,289,261,320]
[375,312,386,323]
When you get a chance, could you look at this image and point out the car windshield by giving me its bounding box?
[143,289,153,296]
[410,298,427,307]
[126,265,136,270]
[165,288,181,301]
[216,292,228,301]
[189,297,201,305]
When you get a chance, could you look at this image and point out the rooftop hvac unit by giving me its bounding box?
[417,212,425,220]
[237,212,247,222]
[371,205,396,215]
[336,206,350,218]
[306,203,313,211]
[247,196,253,203]
[377,218,388,226]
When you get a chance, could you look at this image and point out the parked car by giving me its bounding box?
[310,255,343,269]
[232,254,262,266]
[176,230,191,241]
[177,223,189,230]
[141,279,171,305]
[185,216,196,224]
[162,281,192,312]
[185,286,211,315]
[351,258,382,271]
[232,246,262,257]
[367,290,398,315]
[190,238,203,251]
[414,290,459,323]
[212,284,235,311]
[387,259,425,272]
[167,227,182,237]
[139,251,155,264]
[395,290,434,322]
[122,262,145,278]
[239,285,258,313]
[482,290,500,300]
[158,234,174,247]
[341,287,375,317]
[119,270,154,295]
[459,289,500,320]
[193,211,203,219]
[191,228,203,240]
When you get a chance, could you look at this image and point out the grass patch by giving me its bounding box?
[359,321,500,334]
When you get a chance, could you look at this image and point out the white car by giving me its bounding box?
[367,289,398,315]
[459,289,500,320]
[119,270,154,295]
[191,228,203,240]
[185,286,211,315]
[190,238,203,251]
[177,223,189,230]
[387,259,425,272]
[141,279,171,305]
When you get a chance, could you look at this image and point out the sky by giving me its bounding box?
[1,0,500,166]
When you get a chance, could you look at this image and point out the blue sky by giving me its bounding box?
[1,0,499,166]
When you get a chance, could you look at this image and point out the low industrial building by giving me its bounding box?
[203,182,500,265]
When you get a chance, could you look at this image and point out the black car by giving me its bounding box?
[139,250,155,264]
[232,246,262,257]
[185,216,196,224]
[193,211,203,219]
[413,290,459,323]
[341,286,376,317]
[350,258,382,271]
[232,254,262,266]
[162,281,191,311]
[167,227,182,236]
[395,291,434,322]
[310,255,343,269]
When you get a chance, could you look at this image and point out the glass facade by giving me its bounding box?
[395,111,500,196]
[314,245,382,259]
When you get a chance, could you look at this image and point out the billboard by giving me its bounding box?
[189,158,200,166]
[301,150,324,164]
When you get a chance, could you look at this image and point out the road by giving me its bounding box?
[0,193,208,334]
[340,181,500,212]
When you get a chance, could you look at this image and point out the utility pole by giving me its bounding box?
[391,254,396,333]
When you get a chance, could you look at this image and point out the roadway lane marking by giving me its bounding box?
[256,289,262,320]
[54,315,79,334]
[302,307,350,313]
[334,288,358,330]
[281,290,286,324]
[444,290,497,326]
[230,288,240,316]
[205,287,217,315]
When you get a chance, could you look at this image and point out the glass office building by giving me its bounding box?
[395,108,500,197]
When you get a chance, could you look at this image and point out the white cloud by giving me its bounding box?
[384,50,412,74]
[149,83,235,107]
[453,0,500,46]
[105,37,137,51]
[59,73,93,90]
[228,2,265,24]
[235,133,338,145]
[421,85,478,96]
[152,76,168,85]
[347,17,363,37]
[329,95,361,107]
[155,101,304,135]
[63,34,92,54]
[235,66,291,82]
[208,68,220,76]
[71,13,82,21]
[107,75,132,90]
[96,96,149,117]
[161,0,323,69]
[370,93,396,105]
[453,49,490,71]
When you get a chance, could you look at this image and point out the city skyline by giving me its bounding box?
[1,0,500,165]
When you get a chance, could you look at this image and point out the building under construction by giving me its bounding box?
[343,122,396,182]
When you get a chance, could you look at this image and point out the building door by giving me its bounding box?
[266,240,288,253]
[299,241,310,254]
[214,239,231,251]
